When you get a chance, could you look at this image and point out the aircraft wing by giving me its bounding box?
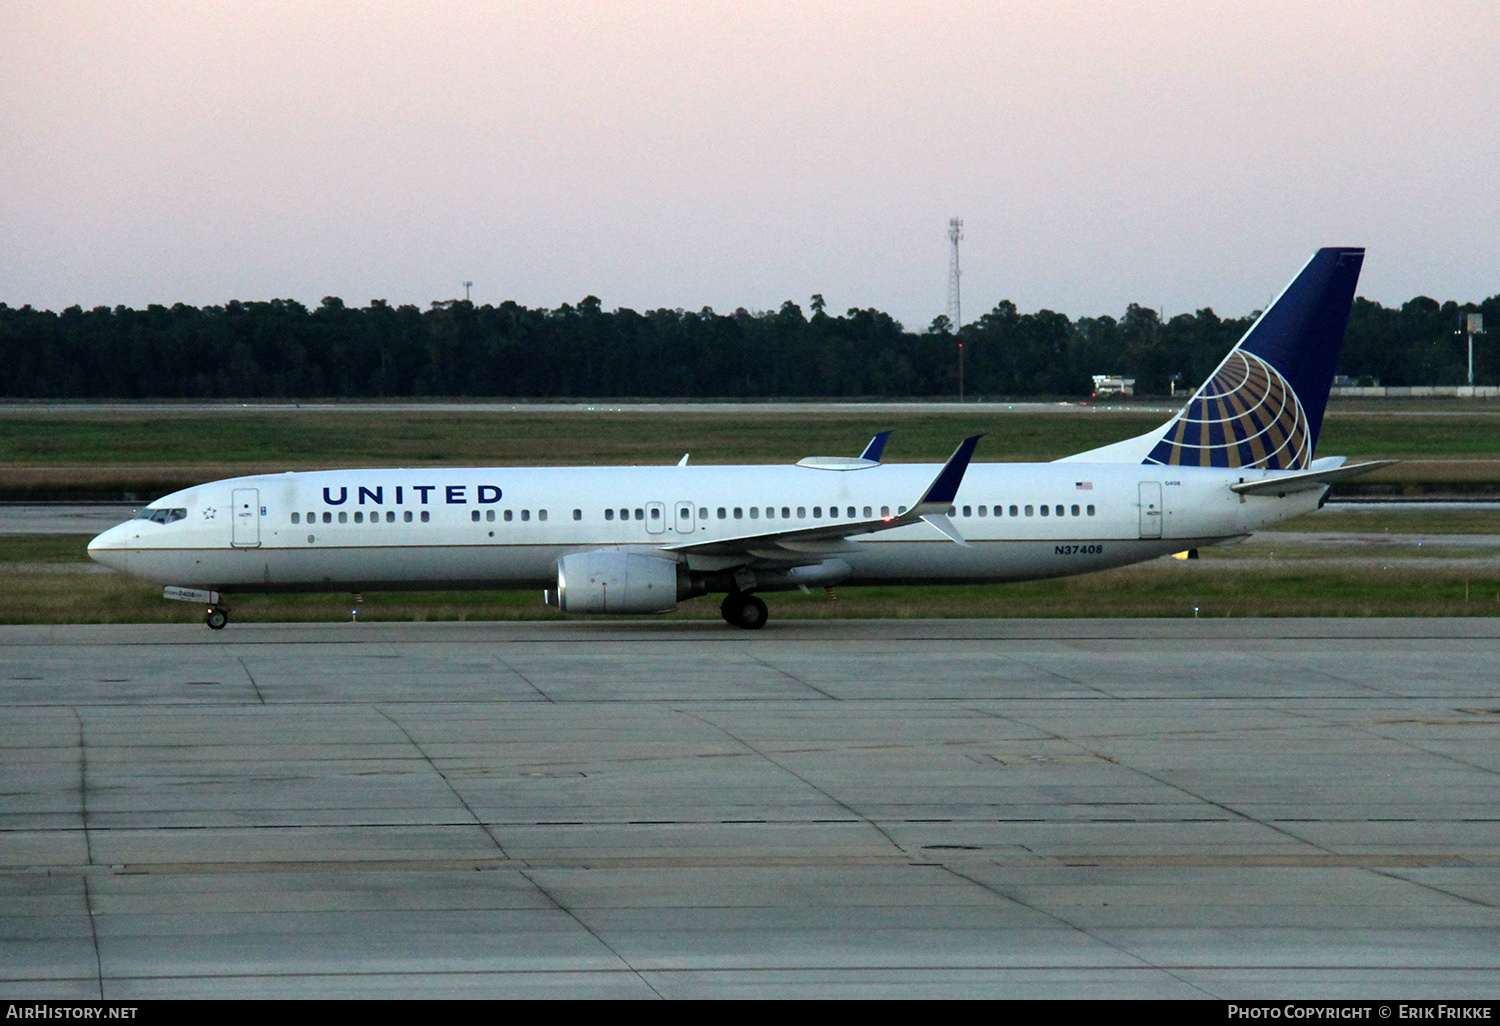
[1228,460,1397,496]
[661,435,982,562]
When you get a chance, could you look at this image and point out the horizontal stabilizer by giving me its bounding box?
[1229,460,1396,496]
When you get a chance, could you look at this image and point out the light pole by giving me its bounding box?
[463,281,473,303]
[1464,312,1484,387]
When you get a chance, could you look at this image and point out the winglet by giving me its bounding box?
[858,431,892,462]
[677,454,690,467]
[914,435,982,512]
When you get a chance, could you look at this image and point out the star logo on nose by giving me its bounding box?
[202,508,217,520]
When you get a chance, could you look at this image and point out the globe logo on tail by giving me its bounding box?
[1144,350,1311,470]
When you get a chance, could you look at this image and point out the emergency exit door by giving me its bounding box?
[1138,481,1162,539]
[232,488,261,548]
[673,501,696,533]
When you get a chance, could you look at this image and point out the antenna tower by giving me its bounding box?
[947,216,964,399]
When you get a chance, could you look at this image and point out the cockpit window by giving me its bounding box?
[137,507,187,525]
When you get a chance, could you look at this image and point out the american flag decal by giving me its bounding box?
[1075,481,1092,490]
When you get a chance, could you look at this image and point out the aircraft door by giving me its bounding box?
[673,501,695,533]
[232,488,261,548]
[645,501,667,535]
[1138,481,1162,539]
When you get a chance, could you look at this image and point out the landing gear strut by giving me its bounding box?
[720,592,768,630]
[205,606,229,630]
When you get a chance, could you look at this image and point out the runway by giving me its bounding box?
[2,619,1498,999]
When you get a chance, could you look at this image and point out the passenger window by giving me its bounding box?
[827,506,837,519]
[338,512,348,523]
[634,509,644,521]
[962,506,971,517]
[605,509,614,521]
[734,507,743,519]
[573,509,581,521]
[1040,505,1049,516]
[1025,505,1034,516]
[539,510,548,521]
[1087,505,1096,516]
[798,507,807,518]
[977,506,987,517]
[1056,505,1064,517]
[647,508,656,521]
[307,511,316,523]
[354,512,364,523]
[404,511,413,523]
[1010,505,1019,517]
[471,510,480,522]
[813,507,822,518]
[699,508,708,519]
[504,510,514,522]
[421,510,430,522]
[846,506,855,518]
[947,506,957,516]
[521,510,530,521]
[386,511,395,523]
[1071,505,1080,516]
[291,513,300,524]
[750,508,759,519]
[863,506,872,518]
[782,507,791,519]
[880,506,890,517]
[898,506,907,514]
[488,510,497,522]
[323,512,332,524]
[717,508,726,519]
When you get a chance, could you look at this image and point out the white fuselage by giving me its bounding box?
[87,461,1320,593]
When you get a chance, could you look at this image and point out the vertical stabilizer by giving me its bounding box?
[1062,247,1364,468]
[1143,247,1363,470]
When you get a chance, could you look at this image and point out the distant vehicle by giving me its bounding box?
[90,248,1388,630]
[1091,374,1136,397]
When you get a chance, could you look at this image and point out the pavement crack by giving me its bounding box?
[492,653,554,702]
[72,708,93,866]
[235,655,266,704]
[743,652,837,700]
[677,709,908,856]
[518,869,662,999]
[81,874,103,1000]
[374,707,508,858]
[939,863,1219,998]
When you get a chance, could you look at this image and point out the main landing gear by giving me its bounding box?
[205,606,229,630]
[720,592,768,630]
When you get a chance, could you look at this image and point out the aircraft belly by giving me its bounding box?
[841,538,1206,583]
[129,544,559,591]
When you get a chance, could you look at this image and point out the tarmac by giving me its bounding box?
[1,618,1497,999]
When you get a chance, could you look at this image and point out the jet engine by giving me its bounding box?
[547,551,694,614]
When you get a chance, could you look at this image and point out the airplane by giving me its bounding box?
[88,247,1390,630]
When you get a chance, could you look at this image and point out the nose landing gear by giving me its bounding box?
[720,592,768,630]
[205,607,229,630]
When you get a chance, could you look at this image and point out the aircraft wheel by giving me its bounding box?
[205,607,228,630]
[722,593,768,630]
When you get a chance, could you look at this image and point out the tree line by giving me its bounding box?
[0,291,1493,399]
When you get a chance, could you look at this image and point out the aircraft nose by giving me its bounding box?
[87,523,131,571]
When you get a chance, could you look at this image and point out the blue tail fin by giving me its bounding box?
[1144,247,1364,471]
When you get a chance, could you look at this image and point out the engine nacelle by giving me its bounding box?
[550,551,684,614]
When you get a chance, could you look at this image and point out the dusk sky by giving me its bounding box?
[3,1,1497,329]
